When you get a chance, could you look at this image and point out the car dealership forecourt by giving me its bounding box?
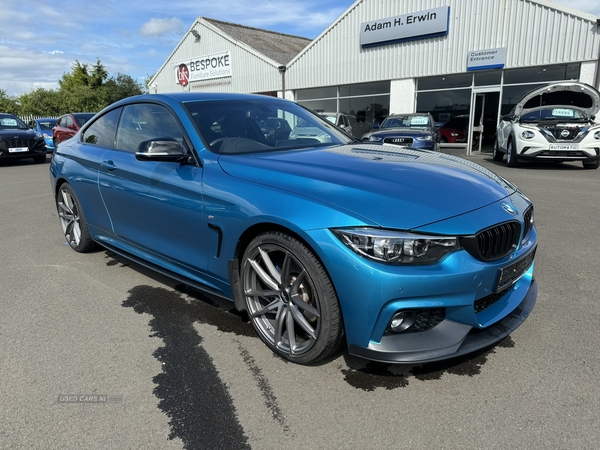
[149,0,600,156]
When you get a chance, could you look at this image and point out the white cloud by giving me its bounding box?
[140,18,185,36]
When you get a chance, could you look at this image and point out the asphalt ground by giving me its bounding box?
[0,152,599,449]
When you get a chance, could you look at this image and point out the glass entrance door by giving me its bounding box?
[468,88,501,155]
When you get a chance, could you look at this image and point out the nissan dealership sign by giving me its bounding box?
[360,6,450,48]
[175,51,232,85]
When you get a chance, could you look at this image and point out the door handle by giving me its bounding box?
[101,160,117,171]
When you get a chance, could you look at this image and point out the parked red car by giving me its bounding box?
[438,115,479,148]
[52,113,95,148]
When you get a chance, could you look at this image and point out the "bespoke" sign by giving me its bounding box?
[175,51,232,86]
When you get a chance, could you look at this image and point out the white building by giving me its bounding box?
[149,0,600,152]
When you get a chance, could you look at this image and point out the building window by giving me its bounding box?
[416,89,471,123]
[296,81,391,138]
[417,73,472,90]
[503,63,580,84]
[296,86,337,101]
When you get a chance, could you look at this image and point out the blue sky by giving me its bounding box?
[1,0,598,97]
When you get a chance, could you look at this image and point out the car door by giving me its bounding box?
[95,102,210,275]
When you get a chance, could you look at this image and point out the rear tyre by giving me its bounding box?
[582,160,599,170]
[56,183,95,253]
[506,139,519,167]
[241,232,343,364]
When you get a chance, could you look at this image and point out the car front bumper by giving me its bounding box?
[348,278,537,363]
[513,131,600,162]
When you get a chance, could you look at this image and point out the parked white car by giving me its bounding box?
[494,82,600,169]
[319,112,353,136]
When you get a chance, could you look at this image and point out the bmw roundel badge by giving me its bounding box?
[501,202,517,215]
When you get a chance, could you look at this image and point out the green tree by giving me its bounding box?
[16,88,63,116]
[101,73,145,105]
[0,88,18,114]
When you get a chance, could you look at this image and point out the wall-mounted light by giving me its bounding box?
[191,30,201,42]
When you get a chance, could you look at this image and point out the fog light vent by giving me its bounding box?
[387,308,445,333]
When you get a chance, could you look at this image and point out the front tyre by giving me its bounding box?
[506,139,519,167]
[56,183,95,253]
[242,232,343,364]
[492,139,504,161]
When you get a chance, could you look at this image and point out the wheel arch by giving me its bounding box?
[228,221,339,315]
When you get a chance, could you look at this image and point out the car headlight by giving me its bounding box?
[369,135,383,142]
[331,228,460,264]
[450,132,459,137]
[416,135,432,141]
[521,130,535,139]
[594,131,600,140]
[34,132,43,139]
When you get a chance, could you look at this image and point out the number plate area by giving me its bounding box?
[495,245,537,292]
[549,144,578,150]
[8,147,28,153]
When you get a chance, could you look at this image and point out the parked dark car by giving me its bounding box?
[367,113,440,151]
[29,118,57,151]
[0,113,47,163]
[52,113,95,148]
[50,92,537,365]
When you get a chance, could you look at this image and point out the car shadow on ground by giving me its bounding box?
[105,249,513,394]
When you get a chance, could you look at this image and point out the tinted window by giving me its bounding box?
[418,73,472,90]
[115,104,185,153]
[296,86,337,101]
[37,120,56,131]
[416,89,471,122]
[504,63,580,84]
[82,108,122,147]
[74,114,95,128]
[0,114,28,129]
[183,98,352,154]
[339,81,390,97]
[442,117,468,129]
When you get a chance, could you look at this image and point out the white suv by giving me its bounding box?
[494,82,600,169]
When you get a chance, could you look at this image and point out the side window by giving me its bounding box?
[116,103,185,153]
[65,116,74,128]
[82,108,122,147]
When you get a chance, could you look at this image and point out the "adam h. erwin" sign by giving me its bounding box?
[360,6,450,48]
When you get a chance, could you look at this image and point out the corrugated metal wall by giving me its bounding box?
[152,20,282,94]
[286,0,600,90]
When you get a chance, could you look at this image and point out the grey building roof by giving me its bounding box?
[203,17,311,65]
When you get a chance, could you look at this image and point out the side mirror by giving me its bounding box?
[135,137,190,162]
[502,114,514,122]
[372,122,380,130]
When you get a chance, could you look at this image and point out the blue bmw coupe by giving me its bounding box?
[50,92,537,364]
